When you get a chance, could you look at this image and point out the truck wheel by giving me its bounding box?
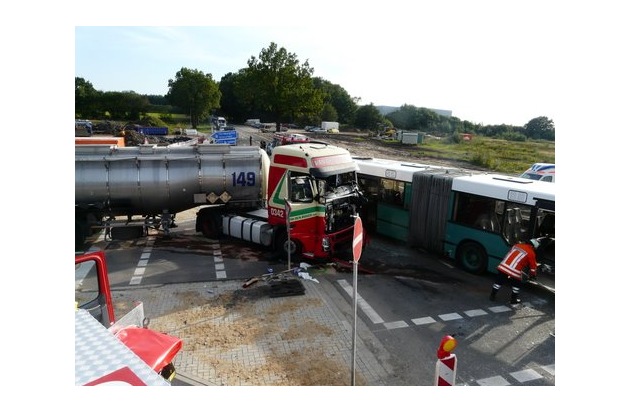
[198,209,221,238]
[276,232,301,259]
[455,241,487,275]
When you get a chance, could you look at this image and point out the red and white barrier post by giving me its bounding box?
[434,335,457,386]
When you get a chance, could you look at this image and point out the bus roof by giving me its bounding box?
[452,173,555,205]
[354,157,458,182]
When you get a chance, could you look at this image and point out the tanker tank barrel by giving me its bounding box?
[75,145,266,217]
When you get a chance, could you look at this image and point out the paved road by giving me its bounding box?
[79,210,555,386]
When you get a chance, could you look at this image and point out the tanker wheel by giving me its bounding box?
[75,218,88,252]
[455,241,487,275]
[276,232,301,260]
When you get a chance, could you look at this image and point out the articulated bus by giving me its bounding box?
[354,157,555,289]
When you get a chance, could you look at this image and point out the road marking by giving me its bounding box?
[477,375,511,386]
[332,278,554,386]
[210,240,226,279]
[336,278,538,331]
[476,364,554,386]
[337,279,384,324]
[384,320,409,330]
[510,369,543,383]
[438,312,463,321]
[128,236,154,285]
[126,237,226,284]
[464,309,488,317]
[488,305,512,313]
[411,316,436,325]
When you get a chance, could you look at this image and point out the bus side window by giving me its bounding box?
[512,207,527,241]
[504,208,515,243]
[475,212,500,232]
[379,179,404,206]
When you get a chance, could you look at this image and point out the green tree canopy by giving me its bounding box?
[237,42,323,130]
[355,103,383,130]
[524,116,555,141]
[313,78,358,125]
[219,71,251,123]
[75,77,101,118]
[101,91,150,120]
[166,67,221,128]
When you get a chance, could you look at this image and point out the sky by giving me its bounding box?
[74,19,560,127]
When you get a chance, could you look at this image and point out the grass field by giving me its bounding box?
[413,136,554,174]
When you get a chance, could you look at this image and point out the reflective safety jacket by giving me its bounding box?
[497,243,538,281]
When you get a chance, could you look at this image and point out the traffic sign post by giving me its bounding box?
[285,198,292,271]
[351,216,363,385]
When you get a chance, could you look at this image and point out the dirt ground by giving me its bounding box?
[300,132,491,172]
[112,265,365,386]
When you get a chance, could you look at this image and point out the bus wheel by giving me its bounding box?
[456,241,487,275]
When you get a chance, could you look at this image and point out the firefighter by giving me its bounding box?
[490,238,541,304]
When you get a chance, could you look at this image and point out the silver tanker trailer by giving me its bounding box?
[75,142,366,260]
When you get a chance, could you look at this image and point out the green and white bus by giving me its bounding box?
[354,157,555,281]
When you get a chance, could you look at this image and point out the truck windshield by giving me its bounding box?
[291,176,314,202]
[316,172,357,195]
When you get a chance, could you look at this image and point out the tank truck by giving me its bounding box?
[75,142,367,260]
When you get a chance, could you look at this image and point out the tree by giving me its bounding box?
[524,116,555,141]
[386,104,420,130]
[313,78,358,125]
[355,103,383,131]
[321,103,338,123]
[99,91,149,120]
[167,68,221,128]
[219,71,251,122]
[237,42,323,131]
[75,77,101,118]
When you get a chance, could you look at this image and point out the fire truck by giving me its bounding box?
[75,142,367,260]
[261,132,312,156]
[75,251,183,385]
